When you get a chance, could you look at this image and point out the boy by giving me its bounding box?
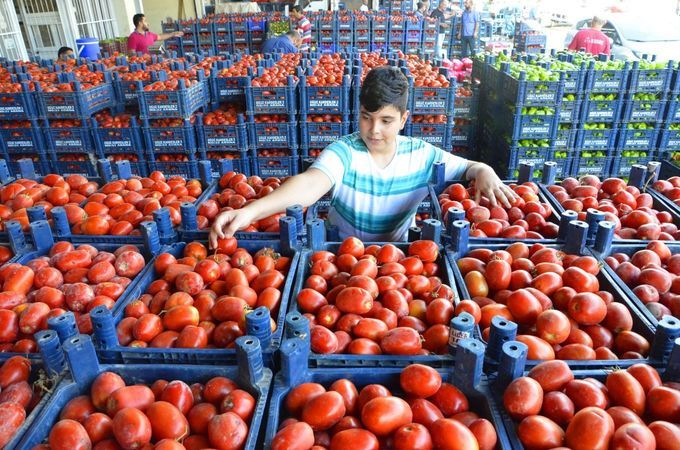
[210,67,514,246]
[290,6,312,52]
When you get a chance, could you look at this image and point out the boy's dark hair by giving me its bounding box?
[291,5,302,14]
[360,66,409,114]
[133,13,145,28]
[57,47,73,58]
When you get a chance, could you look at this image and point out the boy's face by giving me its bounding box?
[359,105,409,154]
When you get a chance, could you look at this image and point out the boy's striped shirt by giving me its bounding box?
[311,132,468,241]
[296,16,312,50]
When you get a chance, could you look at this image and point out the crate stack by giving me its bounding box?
[353,13,371,53]
[299,54,350,167]
[610,59,672,177]
[574,60,629,177]
[231,16,251,54]
[336,12,354,53]
[450,82,478,158]
[177,19,198,55]
[316,12,335,54]
[659,63,680,165]
[212,16,233,55]
[388,14,406,52]
[248,16,267,53]
[404,15,422,55]
[513,21,547,54]
[477,59,564,178]
[161,18,181,55]
[36,67,117,177]
[421,17,439,57]
[0,64,50,175]
[90,109,147,177]
[139,68,210,178]
[246,53,301,177]
[371,13,389,52]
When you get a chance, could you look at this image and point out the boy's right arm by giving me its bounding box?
[209,168,333,247]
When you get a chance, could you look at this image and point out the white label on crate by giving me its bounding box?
[594,81,619,89]
[523,126,550,134]
[424,136,444,145]
[626,139,649,146]
[47,105,75,113]
[7,140,31,148]
[310,136,331,144]
[634,111,655,119]
[104,140,131,148]
[448,328,471,347]
[639,80,661,88]
[564,81,576,90]
[257,100,285,108]
[55,140,82,147]
[124,93,136,100]
[415,100,446,109]
[527,93,555,101]
[149,105,179,112]
[521,158,546,165]
[560,111,571,121]
[310,100,340,108]
[261,136,287,143]
[555,139,567,147]
[456,107,471,115]
[208,137,236,146]
[585,139,607,146]
[156,140,183,147]
[451,136,469,143]
[590,111,613,119]
[420,201,431,209]
[581,166,604,174]
[669,139,680,147]
[0,106,24,113]
[220,88,242,97]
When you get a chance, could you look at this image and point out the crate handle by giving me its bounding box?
[541,161,557,185]
[486,316,518,366]
[557,210,578,240]
[219,159,234,175]
[235,335,265,390]
[27,206,47,223]
[199,160,212,186]
[116,160,133,180]
[6,220,28,255]
[285,312,310,343]
[47,311,79,344]
[421,219,441,242]
[180,202,198,231]
[245,307,272,350]
[279,216,297,255]
[449,312,475,354]
[431,162,446,191]
[90,305,119,350]
[279,336,309,387]
[36,329,67,377]
[62,334,102,386]
[496,340,528,389]
[453,338,485,393]
[18,158,36,180]
[286,205,304,237]
[445,208,465,234]
[592,220,616,256]
[665,337,680,381]
[50,207,72,238]
[140,221,162,257]
[628,164,648,190]
[585,208,605,242]
[564,220,588,256]
[448,220,469,256]
[306,219,325,251]
[517,162,534,184]
[408,226,422,242]
[649,315,680,363]
[29,220,55,252]
[153,208,176,242]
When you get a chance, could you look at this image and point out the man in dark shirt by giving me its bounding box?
[261,31,301,54]
[458,0,480,57]
[430,0,453,58]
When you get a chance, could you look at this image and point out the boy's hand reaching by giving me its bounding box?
[470,164,518,208]
[209,208,257,249]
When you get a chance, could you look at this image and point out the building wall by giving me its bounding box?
[112,0,138,37]
[142,0,199,33]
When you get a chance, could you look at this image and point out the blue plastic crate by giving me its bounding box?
[500,69,564,106]
[628,61,673,93]
[450,121,475,147]
[0,82,37,119]
[408,77,456,115]
[142,117,197,153]
[453,89,479,119]
[609,151,656,177]
[501,106,559,140]
[5,153,52,177]
[247,116,297,149]
[265,337,511,448]
[90,232,299,366]
[622,99,666,123]
[665,96,680,122]
[580,96,623,123]
[211,73,250,103]
[617,126,660,150]
[138,77,208,119]
[146,155,198,179]
[245,76,297,115]
[659,126,680,151]
[251,154,299,178]
[585,62,630,92]
[300,115,349,149]
[572,150,613,176]
[43,118,94,153]
[91,117,144,155]
[36,82,115,119]
[196,113,247,152]
[17,334,271,450]
[448,236,658,369]
[559,99,582,123]
[112,72,147,105]
[299,76,350,115]
[0,119,45,154]
[548,154,573,178]
[553,127,575,149]
[408,119,453,148]
[50,155,97,177]
[575,126,618,150]
[560,65,587,95]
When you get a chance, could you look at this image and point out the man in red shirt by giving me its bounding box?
[568,16,611,56]
[127,13,183,55]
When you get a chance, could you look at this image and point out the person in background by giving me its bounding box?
[261,31,301,54]
[210,66,515,245]
[290,5,312,52]
[127,13,183,55]
[458,0,480,58]
[568,16,611,56]
[415,2,428,18]
[431,0,454,58]
[360,0,370,12]
[57,46,74,62]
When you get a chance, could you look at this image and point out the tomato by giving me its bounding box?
[504,377,543,420]
[272,422,316,450]
[361,396,412,436]
[392,423,432,450]
[208,412,248,450]
[627,364,662,394]
[517,415,565,449]
[220,389,255,422]
[408,240,439,262]
[647,386,680,421]
[380,327,422,355]
[607,406,644,429]
[610,423,655,450]
[91,372,126,411]
[107,385,155,416]
[48,419,91,450]
[565,407,615,450]
[606,370,645,416]
[330,379,359,416]
[430,418,479,450]
[400,364,442,398]
[329,428,380,450]
[649,421,680,450]
[528,360,574,392]
[146,401,189,441]
[0,356,30,388]
[338,237,364,258]
[464,271,489,297]
[535,310,570,344]
[301,391,346,431]
[187,402,217,435]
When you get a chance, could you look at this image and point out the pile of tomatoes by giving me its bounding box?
[0,356,44,447]
[605,242,680,321]
[195,172,287,232]
[118,239,291,349]
[271,363,498,450]
[546,176,679,240]
[459,240,652,360]
[305,54,346,87]
[39,371,257,450]
[298,238,460,356]
[93,111,134,129]
[66,171,203,236]
[504,360,680,449]
[652,176,680,208]
[437,181,559,239]
[0,240,146,350]
[358,52,389,82]
[148,117,196,128]
[56,154,89,162]
[251,54,301,88]
[143,77,200,92]
[106,154,140,163]
[217,55,259,78]
[402,55,451,89]
[201,105,241,126]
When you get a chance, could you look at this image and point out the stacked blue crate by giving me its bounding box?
[212,19,233,55]
[353,13,371,52]
[657,61,680,166]
[371,14,389,52]
[91,114,147,176]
